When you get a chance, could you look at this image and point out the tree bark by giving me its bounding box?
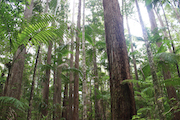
[103,0,136,119]
[62,82,68,120]
[5,45,26,100]
[69,0,75,119]
[41,42,52,117]
[82,0,87,119]
[93,46,101,120]
[4,0,34,100]
[41,0,51,117]
[27,46,40,120]
[73,0,81,119]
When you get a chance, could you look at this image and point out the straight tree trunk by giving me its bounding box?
[5,45,26,99]
[41,42,52,117]
[73,0,81,119]
[53,57,56,120]
[54,64,62,119]
[69,0,75,119]
[4,0,34,99]
[146,3,180,119]
[0,73,4,96]
[88,78,93,120]
[62,82,68,119]
[93,46,101,120]
[103,0,136,119]
[153,9,173,53]
[82,0,87,119]
[41,0,51,117]
[27,46,40,120]
[125,13,139,87]
[135,0,165,119]
[160,3,180,77]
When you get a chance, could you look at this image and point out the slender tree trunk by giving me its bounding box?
[135,0,165,119]
[73,0,81,119]
[88,78,93,120]
[54,56,62,120]
[0,73,4,96]
[93,46,101,120]
[69,0,75,119]
[169,0,180,23]
[27,46,40,120]
[82,0,87,119]
[125,13,139,90]
[62,82,68,119]
[160,3,180,77]
[41,0,51,117]
[53,57,56,120]
[146,3,180,119]
[42,42,52,117]
[153,8,173,53]
[103,0,136,119]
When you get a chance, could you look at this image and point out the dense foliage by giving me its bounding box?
[0,0,180,119]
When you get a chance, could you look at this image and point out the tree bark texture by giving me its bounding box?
[42,42,52,117]
[5,45,26,100]
[69,0,75,118]
[24,0,34,19]
[103,0,136,119]
[62,83,68,120]
[73,0,81,119]
[82,0,87,119]
[4,0,34,99]
[93,46,101,120]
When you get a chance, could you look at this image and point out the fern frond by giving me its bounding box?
[161,77,180,86]
[0,97,27,111]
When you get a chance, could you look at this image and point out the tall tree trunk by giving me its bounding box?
[88,78,93,120]
[41,0,51,117]
[125,13,139,90]
[62,82,68,119]
[82,0,87,119]
[73,0,81,119]
[103,0,136,119]
[69,0,75,119]
[4,0,34,99]
[53,57,56,120]
[160,2,180,77]
[146,3,180,120]
[53,57,62,120]
[169,0,180,23]
[93,46,101,120]
[27,46,40,120]
[153,9,173,53]
[135,0,165,119]
[42,42,52,117]
[24,0,34,19]
[0,73,4,96]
